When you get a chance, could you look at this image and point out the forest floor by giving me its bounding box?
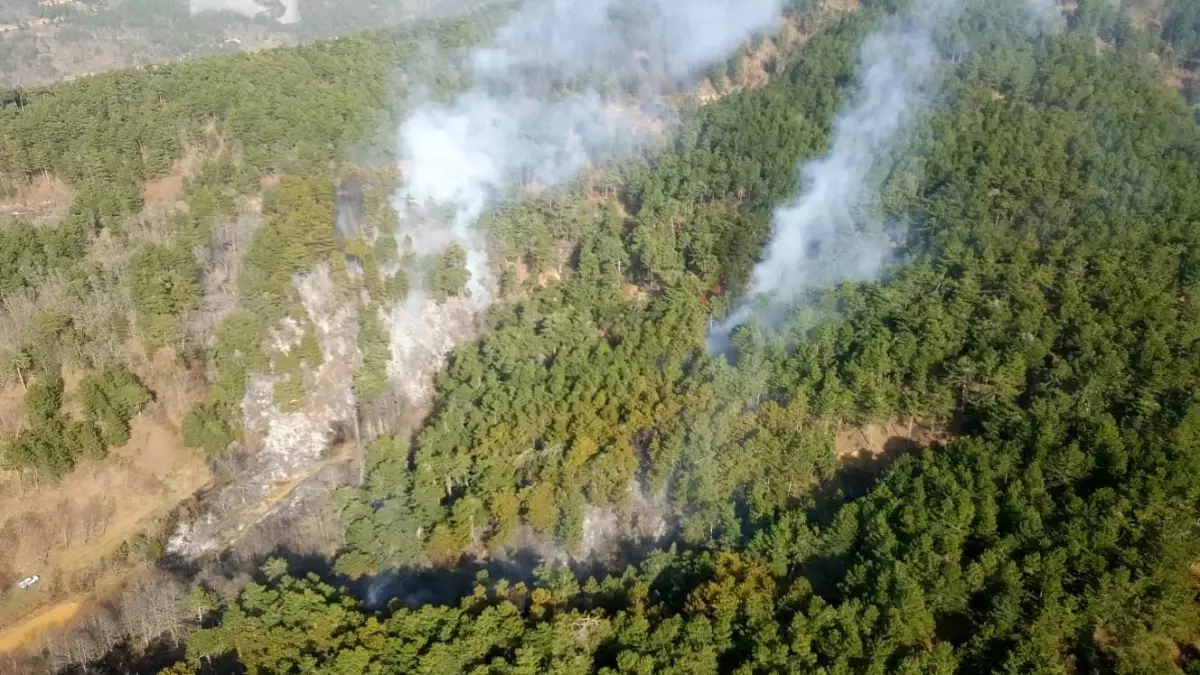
[1164,66,1200,99]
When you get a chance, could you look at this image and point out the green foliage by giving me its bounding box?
[1,369,146,479]
[186,398,1200,672]
[240,176,337,319]
[1161,0,1200,64]
[183,585,219,625]
[269,325,322,413]
[290,9,1200,671]
[0,24,467,223]
[179,309,269,456]
[5,378,74,479]
[118,532,165,564]
[6,0,1199,669]
[181,402,235,456]
[128,243,200,348]
[17,310,85,376]
[0,219,90,296]
[334,435,435,576]
[353,310,392,405]
[77,364,152,447]
[272,377,305,413]
[166,158,249,246]
[209,310,269,411]
[427,243,470,302]
[24,376,64,426]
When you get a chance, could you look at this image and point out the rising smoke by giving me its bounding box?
[369,0,786,574]
[189,0,300,23]
[391,0,786,299]
[385,0,785,397]
[189,0,270,18]
[708,0,962,351]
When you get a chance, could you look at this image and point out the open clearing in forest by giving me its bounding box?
[0,379,210,653]
[834,417,956,466]
[0,173,74,223]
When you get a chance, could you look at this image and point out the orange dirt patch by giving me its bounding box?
[0,413,209,569]
[537,267,563,288]
[0,601,81,654]
[0,174,73,223]
[692,14,806,107]
[621,283,648,302]
[584,169,625,212]
[777,15,810,51]
[142,148,203,207]
[695,77,723,104]
[834,418,954,467]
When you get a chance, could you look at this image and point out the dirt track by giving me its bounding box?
[0,601,82,654]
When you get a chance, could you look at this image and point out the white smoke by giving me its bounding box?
[710,0,959,349]
[189,0,270,18]
[391,0,785,300]
[189,0,300,23]
[278,0,301,24]
[387,0,785,394]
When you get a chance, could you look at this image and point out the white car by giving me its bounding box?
[16,575,39,590]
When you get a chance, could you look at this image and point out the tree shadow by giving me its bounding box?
[836,434,923,499]
[59,635,193,675]
[358,531,681,612]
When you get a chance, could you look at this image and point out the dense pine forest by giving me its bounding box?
[1,0,1199,672]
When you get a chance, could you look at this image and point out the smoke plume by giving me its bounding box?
[709,0,959,349]
[385,0,785,399]
[189,0,271,18]
[189,0,299,23]
[391,0,785,300]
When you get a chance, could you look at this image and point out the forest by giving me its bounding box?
[0,0,1199,672]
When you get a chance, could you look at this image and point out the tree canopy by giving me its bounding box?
[1,0,1198,672]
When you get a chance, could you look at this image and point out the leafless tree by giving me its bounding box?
[13,511,53,567]
[118,570,186,647]
[57,497,74,549]
[79,496,113,544]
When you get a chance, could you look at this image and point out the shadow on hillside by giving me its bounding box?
[359,532,683,612]
[835,434,923,499]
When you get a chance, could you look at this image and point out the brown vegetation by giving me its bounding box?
[142,148,204,208]
[0,174,73,224]
[0,412,210,654]
[0,567,196,672]
[1164,66,1200,95]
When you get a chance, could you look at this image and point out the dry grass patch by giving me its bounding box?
[0,414,209,644]
[0,174,73,223]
